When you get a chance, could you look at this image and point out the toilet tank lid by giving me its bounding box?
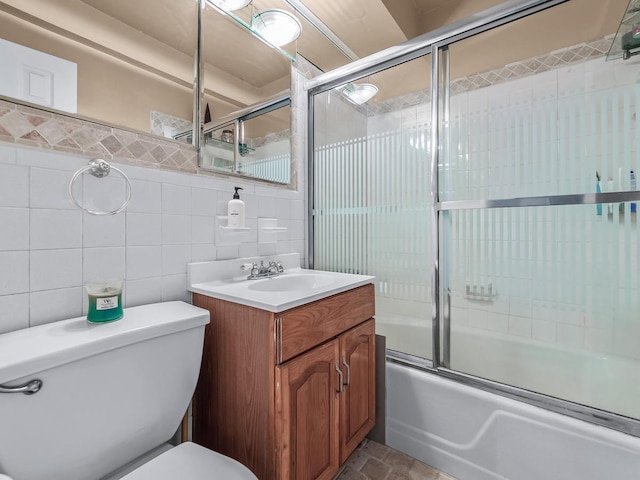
[0,301,210,385]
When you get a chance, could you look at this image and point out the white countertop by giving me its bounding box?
[188,254,374,313]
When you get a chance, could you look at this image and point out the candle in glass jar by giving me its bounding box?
[86,281,123,323]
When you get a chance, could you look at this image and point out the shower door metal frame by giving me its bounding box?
[305,0,640,438]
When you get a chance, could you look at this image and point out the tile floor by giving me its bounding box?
[336,439,457,480]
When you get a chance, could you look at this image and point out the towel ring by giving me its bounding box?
[68,159,132,215]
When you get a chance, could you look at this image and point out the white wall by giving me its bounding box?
[0,143,305,333]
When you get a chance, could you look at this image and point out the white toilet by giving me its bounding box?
[0,301,257,480]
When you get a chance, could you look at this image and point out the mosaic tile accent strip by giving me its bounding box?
[150,110,193,138]
[0,99,198,173]
[249,129,291,148]
[367,35,615,116]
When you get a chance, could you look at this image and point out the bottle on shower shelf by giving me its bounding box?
[619,168,625,215]
[607,177,614,216]
[631,170,637,213]
[596,171,602,216]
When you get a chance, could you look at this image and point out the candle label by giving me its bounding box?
[96,296,119,310]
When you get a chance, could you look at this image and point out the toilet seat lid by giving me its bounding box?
[120,442,257,480]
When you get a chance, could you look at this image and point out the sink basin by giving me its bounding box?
[188,254,375,312]
[247,273,335,292]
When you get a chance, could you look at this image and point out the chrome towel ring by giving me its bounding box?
[68,159,132,215]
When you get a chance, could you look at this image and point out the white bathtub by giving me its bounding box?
[386,362,640,480]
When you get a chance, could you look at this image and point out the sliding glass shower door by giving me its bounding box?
[439,11,640,421]
[309,0,640,436]
[313,58,433,361]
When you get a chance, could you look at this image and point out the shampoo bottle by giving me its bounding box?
[227,187,245,228]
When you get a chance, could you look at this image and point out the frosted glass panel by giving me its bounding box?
[313,71,433,359]
[443,205,640,419]
[441,52,640,202]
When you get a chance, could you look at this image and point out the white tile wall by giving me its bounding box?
[0,208,29,250]
[83,213,125,247]
[30,209,82,250]
[126,213,162,246]
[128,180,162,213]
[162,245,191,275]
[30,249,83,291]
[126,277,163,307]
[162,215,192,245]
[83,247,126,283]
[0,251,29,295]
[191,216,215,244]
[30,287,83,327]
[0,164,28,206]
[0,144,305,333]
[0,293,29,333]
[31,168,77,209]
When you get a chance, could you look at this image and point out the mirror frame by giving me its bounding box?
[191,0,295,185]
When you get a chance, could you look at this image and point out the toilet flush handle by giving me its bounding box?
[0,379,42,395]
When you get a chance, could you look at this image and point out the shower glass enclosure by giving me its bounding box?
[313,57,433,361]
[308,0,640,436]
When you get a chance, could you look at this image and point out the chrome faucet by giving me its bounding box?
[241,260,284,280]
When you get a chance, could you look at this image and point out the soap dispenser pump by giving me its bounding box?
[227,186,245,228]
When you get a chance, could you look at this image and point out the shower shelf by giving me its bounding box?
[258,218,287,244]
[219,225,251,230]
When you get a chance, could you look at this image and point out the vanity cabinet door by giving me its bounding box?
[339,319,376,464]
[276,339,341,480]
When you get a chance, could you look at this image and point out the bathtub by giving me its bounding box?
[386,361,640,480]
[375,306,640,480]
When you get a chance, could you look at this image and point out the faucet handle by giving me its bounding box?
[240,263,254,271]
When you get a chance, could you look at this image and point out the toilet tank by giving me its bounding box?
[0,301,209,480]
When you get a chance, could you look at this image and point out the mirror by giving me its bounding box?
[199,0,355,123]
[200,95,291,184]
[0,0,198,141]
[0,0,357,184]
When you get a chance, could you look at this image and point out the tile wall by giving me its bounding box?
[0,119,305,334]
[364,39,640,359]
[0,52,317,335]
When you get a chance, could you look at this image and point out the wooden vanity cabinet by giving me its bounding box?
[192,283,375,480]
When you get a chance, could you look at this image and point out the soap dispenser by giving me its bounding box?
[227,186,245,228]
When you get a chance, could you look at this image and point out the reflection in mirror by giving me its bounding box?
[201,123,236,173]
[237,100,291,184]
[201,1,293,122]
[0,0,197,141]
[201,96,291,184]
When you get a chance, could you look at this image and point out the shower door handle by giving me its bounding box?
[342,357,350,385]
[0,379,42,395]
[335,363,344,393]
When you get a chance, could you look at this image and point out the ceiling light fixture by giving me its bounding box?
[209,0,252,11]
[251,9,302,47]
[339,83,378,105]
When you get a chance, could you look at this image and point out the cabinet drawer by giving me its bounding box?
[276,284,374,364]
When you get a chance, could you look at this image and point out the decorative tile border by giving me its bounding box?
[150,110,193,139]
[1,35,613,173]
[249,129,291,148]
[367,35,615,116]
[0,98,198,173]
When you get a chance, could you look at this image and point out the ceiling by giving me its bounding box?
[0,0,631,118]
